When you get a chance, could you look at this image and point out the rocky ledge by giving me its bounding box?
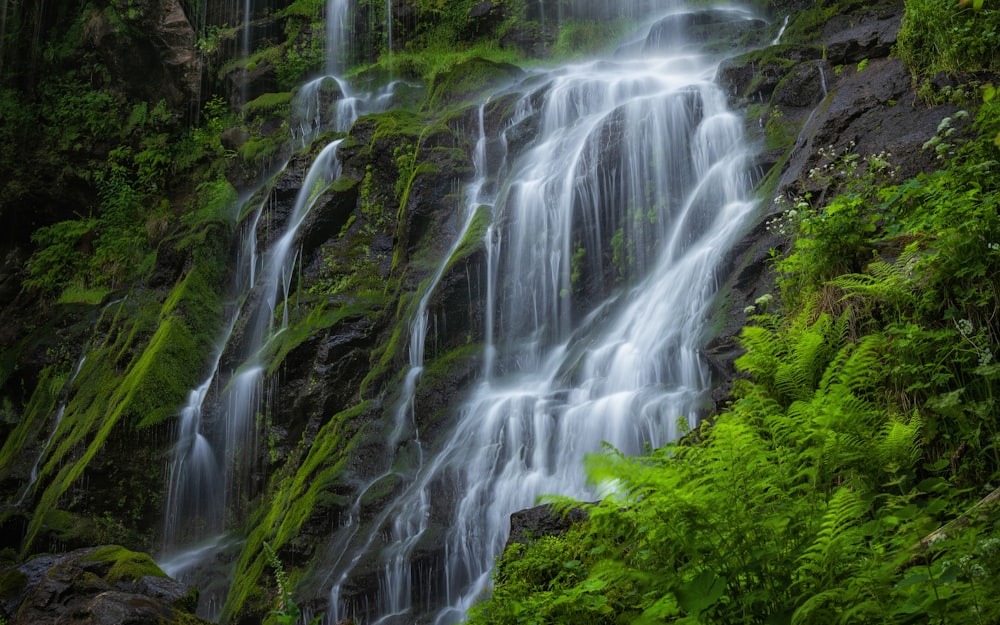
[0,546,208,625]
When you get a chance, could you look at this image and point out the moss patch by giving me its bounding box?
[221,401,372,622]
[423,57,525,111]
[82,545,168,583]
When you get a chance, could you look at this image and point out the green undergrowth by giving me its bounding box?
[365,42,524,88]
[470,63,1000,625]
[897,0,1000,77]
[10,190,232,555]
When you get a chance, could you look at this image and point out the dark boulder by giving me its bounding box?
[644,9,768,53]
[0,546,207,625]
[505,504,589,551]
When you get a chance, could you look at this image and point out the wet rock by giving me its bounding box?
[0,546,207,625]
[717,45,823,105]
[772,59,832,108]
[824,11,901,65]
[82,0,200,116]
[505,504,589,551]
[778,57,954,193]
[221,127,252,152]
[644,9,768,53]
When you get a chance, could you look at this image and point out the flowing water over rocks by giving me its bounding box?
[322,4,762,623]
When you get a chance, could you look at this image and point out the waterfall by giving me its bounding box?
[773,14,790,45]
[323,4,761,624]
[326,0,351,75]
[161,143,344,616]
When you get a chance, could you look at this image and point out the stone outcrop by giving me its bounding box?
[706,0,963,407]
[0,546,208,625]
[82,0,201,116]
[506,504,590,550]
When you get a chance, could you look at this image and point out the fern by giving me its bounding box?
[793,486,868,621]
[875,411,923,474]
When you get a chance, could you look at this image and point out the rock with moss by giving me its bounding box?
[0,545,208,625]
[424,58,525,112]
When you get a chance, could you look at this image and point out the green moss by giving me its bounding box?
[239,133,288,170]
[423,57,524,111]
[83,545,168,583]
[243,92,294,118]
[447,204,491,272]
[0,568,28,598]
[264,298,382,376]
[19,212,229,556]
[57,285,113,305]
[421,343,484,389]
[360,290,417,397]
[552,18,631,59]
[221,401,372,622]
[0,365,66,481]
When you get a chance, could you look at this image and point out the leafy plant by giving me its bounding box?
[262,541,322,625]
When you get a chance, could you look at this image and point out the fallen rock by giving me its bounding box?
[505,504,589,551]
[0,546,208,625]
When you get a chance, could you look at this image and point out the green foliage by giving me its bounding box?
[222,401,370,622]
[897,0,1000,77]
[374,43,524,93]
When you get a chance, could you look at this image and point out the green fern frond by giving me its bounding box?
[875,411,924,473]
[795,486,868,595]
[826,333,887,395]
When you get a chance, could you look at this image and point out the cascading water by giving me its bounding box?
[161,143,345,615]
[162,0,406,616]
[322,3,761,624]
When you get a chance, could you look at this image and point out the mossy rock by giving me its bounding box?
[718,44,823,105]
[244,91,294,118]
[81,545,168,583]
[2,546,208,624]
[423,57,525,112]
[0,567,28,598]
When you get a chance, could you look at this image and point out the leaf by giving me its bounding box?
[675,570,726,616]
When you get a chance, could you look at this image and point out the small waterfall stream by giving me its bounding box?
[160,0,393,612]
[161,144,346,615]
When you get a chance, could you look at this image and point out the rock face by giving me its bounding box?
[505,504,590,551]
[0,546,208,625]
[82,0,201,115]
[706,0,960,406]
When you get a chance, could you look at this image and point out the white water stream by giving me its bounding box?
[161,1,761,622]
[322,3,761,624]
